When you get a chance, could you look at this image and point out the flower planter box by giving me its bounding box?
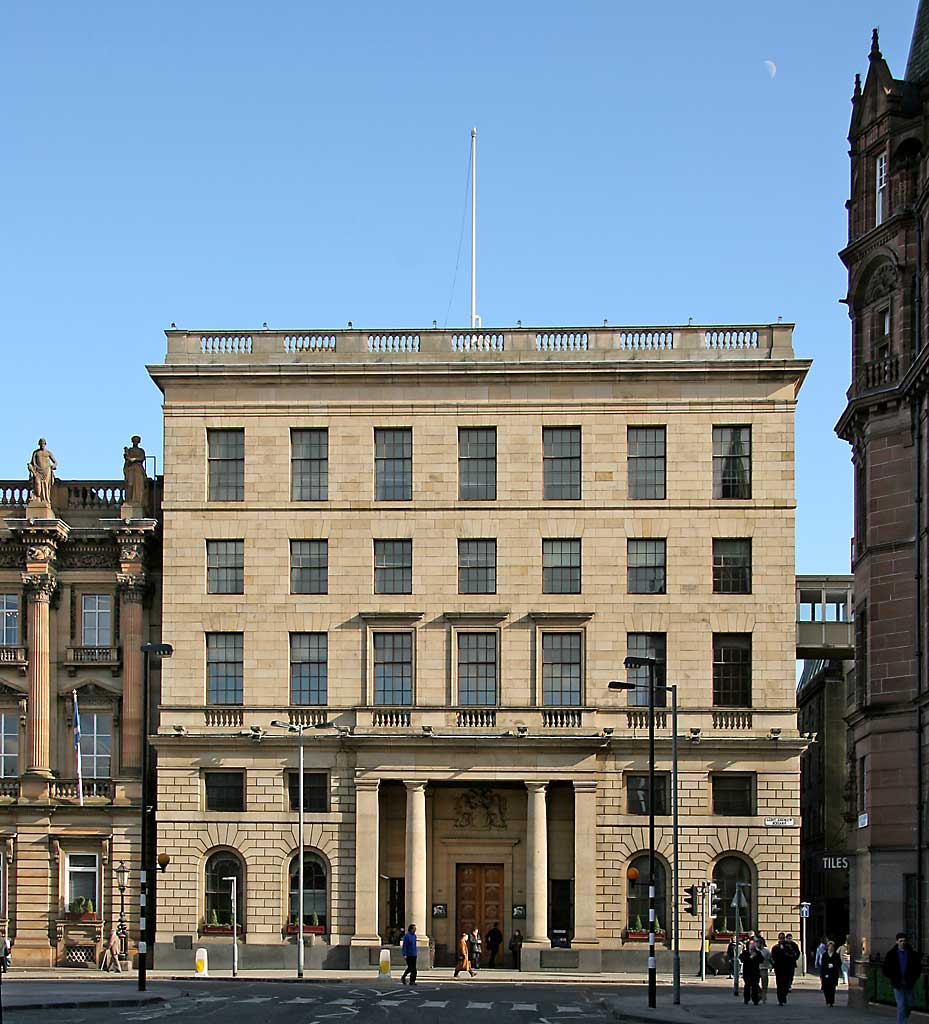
[201,926,243,936]
[286,924,325,935]
[625,931,668,941]
[64,913,98,923]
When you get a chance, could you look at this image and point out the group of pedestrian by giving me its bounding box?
[400,921,524,982]
[731,930,800,1006]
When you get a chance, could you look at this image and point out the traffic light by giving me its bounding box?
[684,884,698,917]
[710,883,721,916]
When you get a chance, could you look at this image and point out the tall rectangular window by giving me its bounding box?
[458,633,497,706]
[459,428,497,500]
[458,540,496,594]
[0,595,18,646]
[626,773,671,815]
[81,595,112,647]
[713,539,752,594]
[291,540,328,595]
[543,427,581,500]
[543,539,581,594]
[712,773,755,815]
[292,429,328,501]
[625,633,667,707]
[627,540,666,594]
[876,152,888,227]
[374,540,412,594]
[712,633,752,707]
[207,540,244,594]
[205,771,245,811]
[713,426,752,499]
[628,427,666,500]
[207,428,245,502]
[375,428,412,501]
[290,633,328,705]
[79,712,112,778]
[0,713,18,777]
[66,854,99,911]
[207,632,244,705]
[287,771,329,812]
[373,632,413,705]
[542,632,582,706]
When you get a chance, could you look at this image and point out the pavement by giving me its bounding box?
[0,968,909,1017]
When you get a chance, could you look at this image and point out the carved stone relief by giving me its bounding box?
[453,786,508,830]
[0,543,24,569]
[864,262,898,304]
[58,543,118,572]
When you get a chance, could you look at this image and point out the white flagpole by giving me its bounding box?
[73,688,84,807]
[470,126,477,330]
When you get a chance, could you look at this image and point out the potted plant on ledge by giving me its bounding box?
[622,915,668,943]
[65,897,96,921]
[201,910,238,936]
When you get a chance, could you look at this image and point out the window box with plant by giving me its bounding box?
[65,897,97,921]
[285,912,325,936]
[201,910,243,936]
[621,915,668,943]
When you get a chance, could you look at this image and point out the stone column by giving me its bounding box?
[525,781,549,946]
[23,573,57,777]
[350,777,381,969]
[572,780,601,969]
[117,574,148,773]
[404,781,428,945]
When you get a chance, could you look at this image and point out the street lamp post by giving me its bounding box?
[222,876,239,977]
[611,661,680,1007]
[116,860,129,961]
[138,642,173,993]
[271,720,306,978]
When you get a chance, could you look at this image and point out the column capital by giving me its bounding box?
[117,572,152,604]
[404,780,428,793]
[21,573,58,603]
[525,781,548,794]
[355,777,381,792]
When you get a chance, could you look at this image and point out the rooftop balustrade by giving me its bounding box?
[160,323,797,366]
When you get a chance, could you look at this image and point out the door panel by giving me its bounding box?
[456,863,504,945]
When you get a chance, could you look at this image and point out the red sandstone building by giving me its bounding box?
[836,6,929,977]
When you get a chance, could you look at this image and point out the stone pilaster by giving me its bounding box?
[572,780,602,971]
[350,777,381,969]
[404,781,428,946]
[525,781,549,950]
[117,574,148,773]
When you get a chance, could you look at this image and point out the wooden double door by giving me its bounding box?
[456,863,503,953]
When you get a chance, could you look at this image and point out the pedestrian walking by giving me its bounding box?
[454,930,475,977]
[785,932,801,980]
[756,933,772,1003]
[740,939,763,1005]
[771,932,799,1005]
[485,922,504,967]
[882,932,922,1024]
[509,929,523,970]
[820,940,842,1006]
[838,940,850,986]
[726,939,737,978]
[468,927,483,972]
[0,935,11,973]
[815,938,827,970]
[400,923,418,985]
[99,928,122,972]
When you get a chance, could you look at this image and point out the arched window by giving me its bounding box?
[288,852,327,931]
[712,855,752,934]
[204,851,243,928]
[626,854,667,935]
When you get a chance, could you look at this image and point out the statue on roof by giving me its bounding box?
[27,438,57,511]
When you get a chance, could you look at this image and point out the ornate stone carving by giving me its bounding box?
[27,438,57,509]
[116,572,151,604]
[21,574,58,602]
[453,786,508,830]
[864,262,898,304]
[26,543,56,565]
[116,537,146,564]
[58,543,118,571]
[0,681,27,701]
[0,543,24,569]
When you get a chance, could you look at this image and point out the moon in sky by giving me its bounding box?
[764,60,777,79]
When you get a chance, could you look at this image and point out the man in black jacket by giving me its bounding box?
[883,933,922,1024]
[771,932,799,1005]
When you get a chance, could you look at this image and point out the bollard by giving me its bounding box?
[378,948,391,976]
[195,946,208,977]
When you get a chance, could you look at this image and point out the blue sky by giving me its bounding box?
[0,1,916,573]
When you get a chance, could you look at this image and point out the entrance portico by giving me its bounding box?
[350,773,600,970]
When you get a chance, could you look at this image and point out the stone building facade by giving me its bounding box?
[149,323,808,971]
[0,453,161,966]
[836,9,929,977]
